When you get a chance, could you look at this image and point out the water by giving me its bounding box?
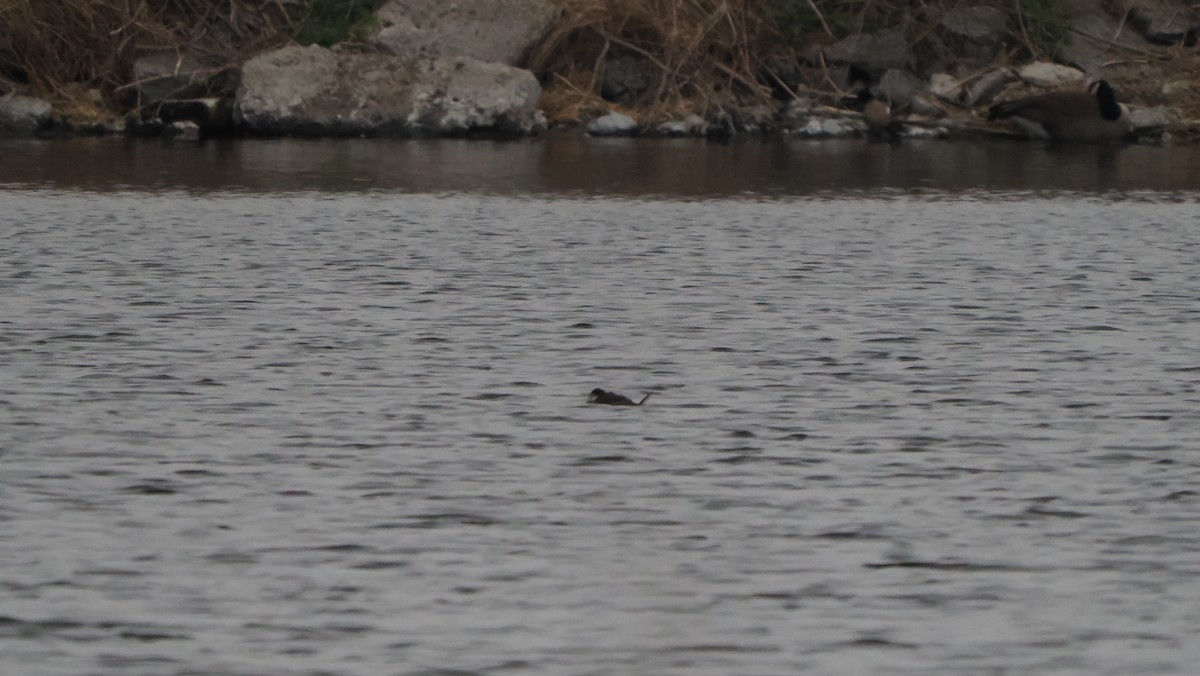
[2,137,1200,675]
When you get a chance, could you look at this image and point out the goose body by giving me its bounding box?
[987,80,1134,143]
[588,388,652,406]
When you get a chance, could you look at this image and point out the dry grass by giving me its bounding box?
[0,0,291,118]
[4,0,1200,134]
[528,0,776,124]
[527,0,933,125]
[530,0,1200,134]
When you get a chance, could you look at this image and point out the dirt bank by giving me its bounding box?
[528,0,1200,140]
[2,0,1199,140]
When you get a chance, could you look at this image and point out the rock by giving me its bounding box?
[909,95,945,117]
[371,0,559,66]
[1062,5,1146,76]
[917,5,1006,74]
[125,117,170,137]
[169,120,202,141]
[1126,0,1200,45]
[1129,105,1169,136]
[601,55,658,107]
[778,97,814,128]
[936,6,1008,69]
[408,58,544,136]
[878,69,926,107]
[1162,80,1196,97]
[1017,62,1086,88]
[234,45,542,137]
[823,29,911,71]
[236,45,343,133]
[799,117,857,137]
[732,105,777,134]
[961,68,1012,106]
[655,113,706,136]
[133,52,238,105]
[929,73,964,103]
[0,95,52,136]
[153,98,232,132]
[656,120,688,136]
[587,111,637,136]
[905,124,949,139]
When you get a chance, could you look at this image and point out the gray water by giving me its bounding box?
[2,137,1200,676]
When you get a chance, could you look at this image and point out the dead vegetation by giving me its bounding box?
[0,0,291,121]
[523,0,916,125]
[523,0,1062,125]
[527,0,1200,132]
[526,0,778,125]
[2,0,1199,134]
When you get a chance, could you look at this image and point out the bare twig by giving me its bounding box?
[1070,25,1171,59]
[1013,0,1035,57]
[806,0,834,36]
[713,60,771,99]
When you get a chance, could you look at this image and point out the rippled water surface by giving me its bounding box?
[2,138,1200,675]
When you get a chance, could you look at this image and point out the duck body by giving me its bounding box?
[847,64,901,142]
[858,90,902,142]
[588,388,652,406]
[987,80,1134,143]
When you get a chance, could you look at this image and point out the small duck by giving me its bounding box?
[986,79,1134,143]
[588,388,652,406]
[847,64,902,142]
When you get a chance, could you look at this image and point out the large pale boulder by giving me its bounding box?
[234,44,542,137]
[0,95,52,136]
[408,57,544,135]
[235,45,350,133]
[371,0,559,66]
[1017,62,1086,88]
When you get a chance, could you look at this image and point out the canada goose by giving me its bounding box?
[986,80,1134,142]
[588,388,652,406]
[847,64,901,142]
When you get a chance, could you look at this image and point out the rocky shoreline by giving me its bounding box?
[1,0,1197,143]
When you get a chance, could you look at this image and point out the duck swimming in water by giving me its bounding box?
[588,388,652,406]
